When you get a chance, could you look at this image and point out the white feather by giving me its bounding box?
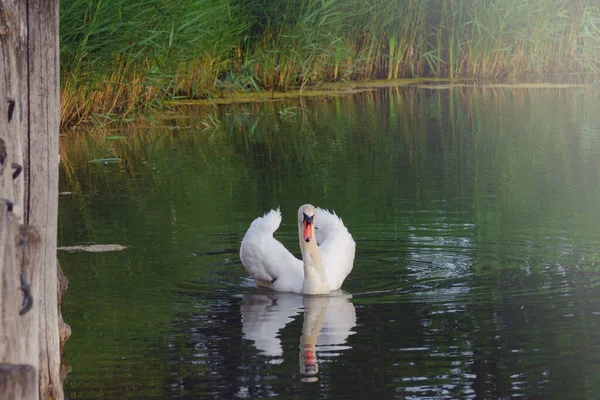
[315,207,356,291]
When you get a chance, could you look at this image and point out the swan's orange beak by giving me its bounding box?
[303,221,312,242]
[303,213,314,242]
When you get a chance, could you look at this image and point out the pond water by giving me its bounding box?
[59,85,600,399]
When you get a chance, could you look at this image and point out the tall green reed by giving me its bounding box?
[61,0,600,131]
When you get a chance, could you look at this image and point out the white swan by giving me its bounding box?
[239,204,355,295]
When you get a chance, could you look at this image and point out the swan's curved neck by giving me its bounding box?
[299,231,329,295]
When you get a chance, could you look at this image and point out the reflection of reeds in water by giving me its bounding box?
[60,128,164,187]
[61,0,600,130]
[61,86,598,194]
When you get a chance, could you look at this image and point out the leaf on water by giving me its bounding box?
[58,244,128,253]
[88,157,121,164]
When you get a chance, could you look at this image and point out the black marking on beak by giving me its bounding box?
[303,213,314,224]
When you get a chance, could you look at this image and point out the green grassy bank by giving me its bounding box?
[60,0,600,130]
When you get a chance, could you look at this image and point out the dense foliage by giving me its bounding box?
[60,0,600,129]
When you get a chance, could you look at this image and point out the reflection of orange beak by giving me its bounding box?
[304,349,316,365]
[303,343,317,365]
[303,221,312,242]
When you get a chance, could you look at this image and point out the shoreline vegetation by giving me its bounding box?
[61,0,600,131]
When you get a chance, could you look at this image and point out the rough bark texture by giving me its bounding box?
[0,204,40,397]
[26,0,62,398]
[0,363,38,400]
[0,0,26,223]
[0,204,20,363]
[17,225,42,368]
[0,0,63,399]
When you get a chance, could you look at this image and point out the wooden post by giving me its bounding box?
[26,0,62,398]
[0,0,64,399]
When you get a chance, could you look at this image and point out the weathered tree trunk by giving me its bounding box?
[0,0,64,399]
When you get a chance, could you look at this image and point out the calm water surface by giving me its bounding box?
[59,86,600,399]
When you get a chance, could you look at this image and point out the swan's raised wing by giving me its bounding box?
[315,208,356,291]
[240,209,303,291]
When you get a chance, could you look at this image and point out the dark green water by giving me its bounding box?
[59,86,600,399]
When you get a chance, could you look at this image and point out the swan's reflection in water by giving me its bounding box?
[242,291,356,381]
